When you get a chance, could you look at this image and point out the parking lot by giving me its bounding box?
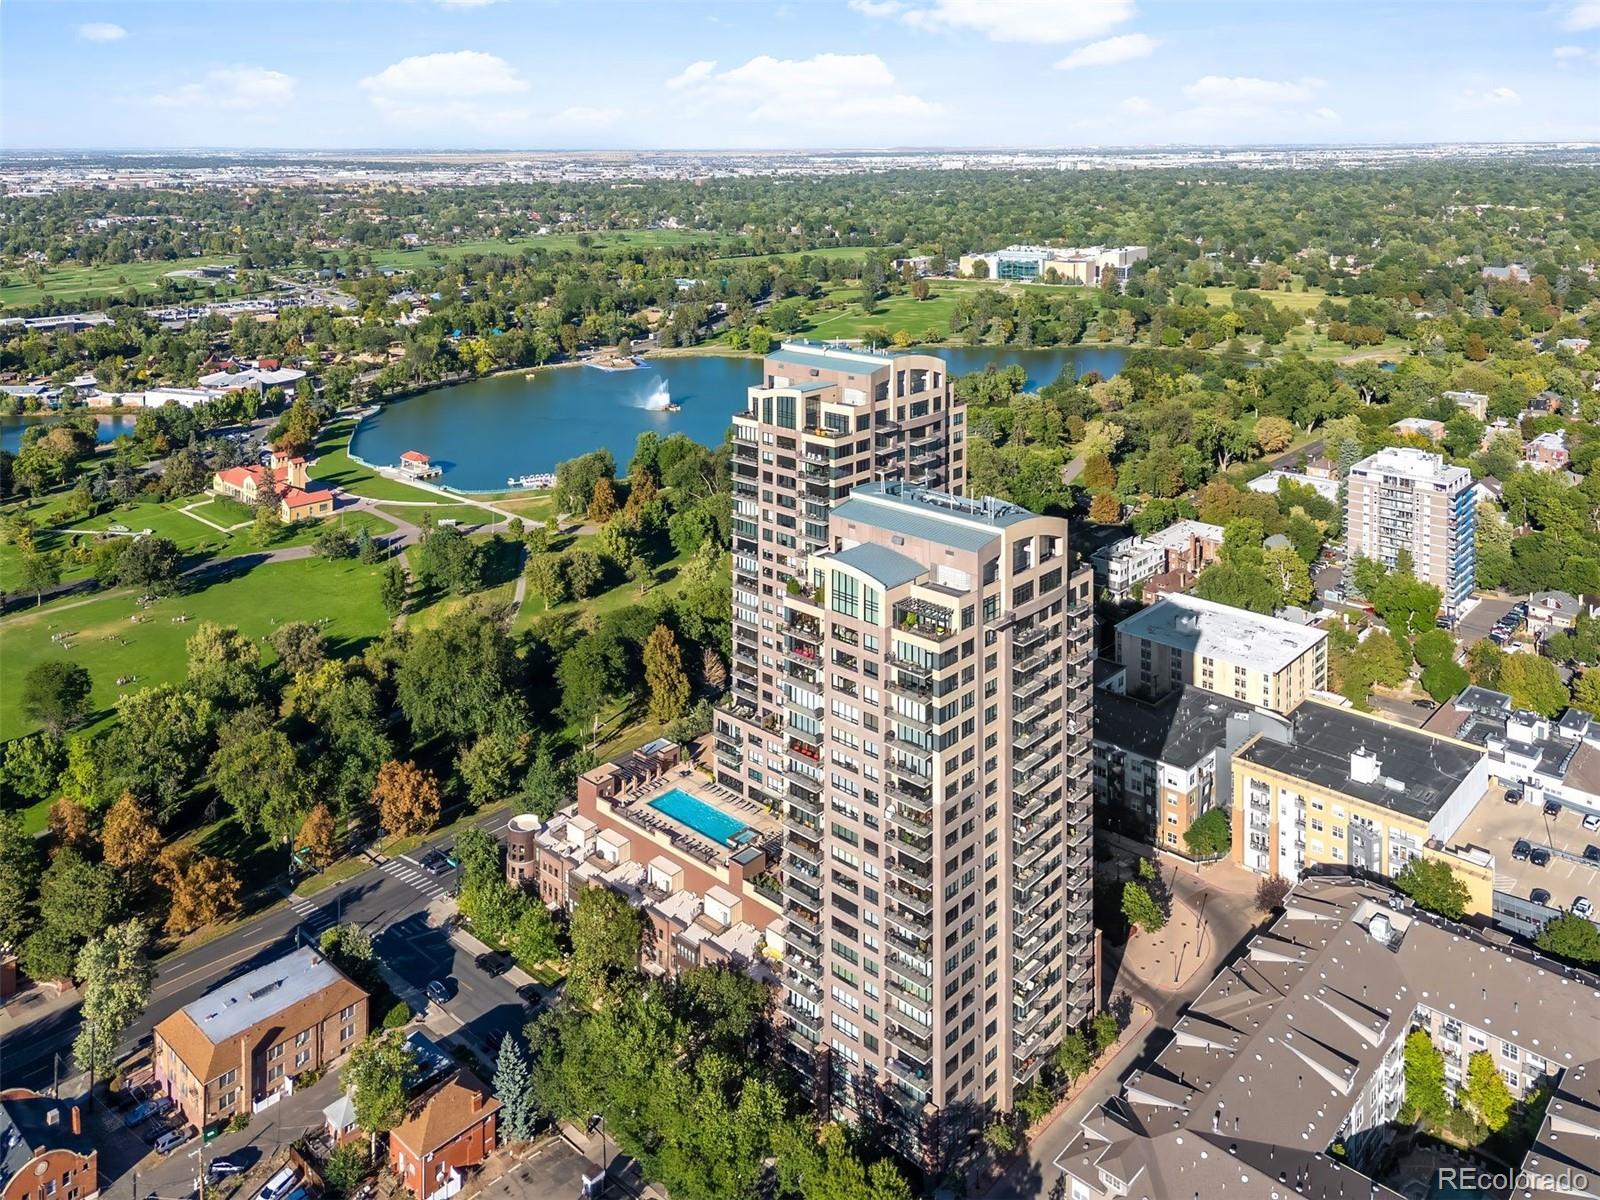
[1457,595,1519,645]
[1455,787,1600,915]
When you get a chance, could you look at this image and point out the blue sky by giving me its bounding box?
[2,0,1597,149]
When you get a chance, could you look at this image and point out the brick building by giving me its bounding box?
[0,1090,97,1200]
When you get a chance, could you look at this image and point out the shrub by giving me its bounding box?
[383,1000,412,1029]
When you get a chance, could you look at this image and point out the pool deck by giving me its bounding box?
[589,757,782,870]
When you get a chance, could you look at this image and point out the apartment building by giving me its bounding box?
[717,341,965,806]
[763,482,1095,1155]
[1113,593,1328,714]
[0,1091,97,1200]
[1345,447,1476,618]
[1443,389,1489,420]
[1054,876,1600,1200]
[153,947,369,1132]
[1089,519,1223,601]
[1092,685,1285,852]
[520,739,784,981]
[1231,702,1494,908]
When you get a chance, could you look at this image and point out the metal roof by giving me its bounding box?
[829,542,926,589]
[834,482,1034,552]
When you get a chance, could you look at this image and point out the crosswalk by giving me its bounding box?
[378,856,450,898]
[290,897,336,936]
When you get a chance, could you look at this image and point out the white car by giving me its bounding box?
[1582,813,1600,832]
[1574,897,1594,918]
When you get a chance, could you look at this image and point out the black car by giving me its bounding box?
[1545,799,1563,818]
[1512,839,1532,861]
[475,952,512,977]
[1530,888,1552,907]
[1583,845,1600,863]
[1530,847,1552,867]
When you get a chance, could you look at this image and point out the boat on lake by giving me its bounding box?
[505,471,557,489]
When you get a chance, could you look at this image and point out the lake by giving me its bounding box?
[350,345,1127,491]
[0,411,139,456]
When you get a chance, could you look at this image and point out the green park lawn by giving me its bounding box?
[0,255,240,311]
[709,244,897,268]
[0,555,395,752]
[1201,284,1329,313]
[310,420,449,502]
[378,502,496,528]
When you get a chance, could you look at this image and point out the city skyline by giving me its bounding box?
[2,0,1598,150]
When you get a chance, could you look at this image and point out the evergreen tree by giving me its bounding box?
[494,1035,537,1142]
[643,624,691,724]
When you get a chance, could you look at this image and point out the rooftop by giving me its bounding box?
[0,1093,93,1192]
[827,541,926,589]
[1239,702,1482,822]
[1093,685,1278,769]
[1348,445,1472,487]
[179,946,348,1044]
[1115,592,1326,674]
[833,481,1035,552]
[765,339,930,375]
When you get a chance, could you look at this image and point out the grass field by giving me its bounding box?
[1279,325,1412,363]
[1201,285,1329,313]
[378,503,493,528]
[0,255,240,311]
[311,420,449,501]
[0,556,394,827]
[363,229,727,270]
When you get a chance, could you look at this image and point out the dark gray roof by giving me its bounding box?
[1239,703,1482,821]
[1093,686,1260,769]
[0,1094,93,1192]
[829,542,925,589]
[834,482,1034,552]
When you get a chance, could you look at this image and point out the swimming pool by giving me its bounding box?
[648,788,751,847]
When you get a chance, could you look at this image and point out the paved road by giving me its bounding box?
[0,812,516,1097]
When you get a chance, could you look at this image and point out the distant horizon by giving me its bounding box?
[3,0,1597,150]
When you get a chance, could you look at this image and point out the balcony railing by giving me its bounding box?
[894,600,957,643]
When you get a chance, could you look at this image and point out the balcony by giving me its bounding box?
[785,642,821,667]
[784,899,821,932]
[786,695,823,721]
[886,803,932,837]
[886,1022,934,1066]
[783,618,822,645]
[886,672,934,702]
[786,721,822,749]
[1013,623,1049,653]
[786,835,822,871]
[783,876,822,912]
[894,600,957,643]
[715,748,744,772]
[886,780,933,817]
[887,755,932,785]
[782,996,821,1033]
[893,829,934,865]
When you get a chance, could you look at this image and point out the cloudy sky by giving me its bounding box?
[2,0,1597,149]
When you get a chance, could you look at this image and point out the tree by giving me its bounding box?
[1421,661,1470,703]
[373,759,441,838]
[322,1143,373,1200]
[1054,1029,1093,1082]
[566,549,606,599]
[48,797,94,853]
[1254,415,1295,454]
[320,923,380,992]
[271,622,329,677]
[19,550,61,605]
[1121,881,1165,934]
[643,624,691,724]
[1463,1050,1514,1132]
[347,1030,419,1153]
[210,706,298,834]
[1263,544,1313,606]
[520,739,568,820]
[1090,1010,1120,1055]
[0,811,42,951]
[1536,912,1600,964]
[1393,857,1469,921]
[101,792,163,892]
[73,919,154,1080]
[1500,653,1569,717]
[495,1035,538,1142]
[299,802,339,868]
[1087,492,1121,524]
[1402,1029,1450,1124]
[569,885,644,1000]
[26,847,120,979]
[396,613,524,744]
[161,850,241,935]
[380,561,407,616]
[511,902,559,969]
[115,534,181,593]
[1182,808,1232,858]
[2,732,66,804]
[456,729,528,808]
[590,476,617,524]
[23,661,93,736]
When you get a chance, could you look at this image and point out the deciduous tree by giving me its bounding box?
[299,802,339,868]
[22,661,91,735]
[568,885,643,1000]
[1393,857,1469,921]
[101,792,163,892]
[1536,912,1600,964]
[160,849,241,935]
[73,919,154,1079]
[1121,881,1165,934]
[347,1030,419,1153]
[373,759,441,838]
[1463,1050,1513,1132]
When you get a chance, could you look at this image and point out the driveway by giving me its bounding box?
[1457,595,1517,646]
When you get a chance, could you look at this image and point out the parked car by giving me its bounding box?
[123,1100,161,1128]
[1575,897,1594,918]
[1584,845,1600,863]
[1531,888,1552,907]
[475,952,512,978]
[207,1158,245,1182]
[255,1167,300,1200]
[426,979,451,1005]
[1531,847,1552,867]
[154,1127,193,1155]
[1583,813,1600,832]
[1512,839,1532,861]
[1545,799,1563,818]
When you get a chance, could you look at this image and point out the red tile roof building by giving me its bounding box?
[212,450,333,523]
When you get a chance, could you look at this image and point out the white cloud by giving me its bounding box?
[1553,44,1597,64]
[152,67,297,111]
[1119,96,1154,116]
[549,106,623,130]
[664,52,938,129]
[360,50,531,133]
[77,22,126,42]
[1054,32,1157,69]
[885,0,1135,44]
[1182,75,1326,108]
[437,0,500,7]
[1167,76,1339,135]
[1455,86,1521,109]
[1553,44,1587,57]
[1562,1,1600,30]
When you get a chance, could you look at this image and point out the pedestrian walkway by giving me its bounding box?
[378,856,450,898]
[289,897,337,937]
